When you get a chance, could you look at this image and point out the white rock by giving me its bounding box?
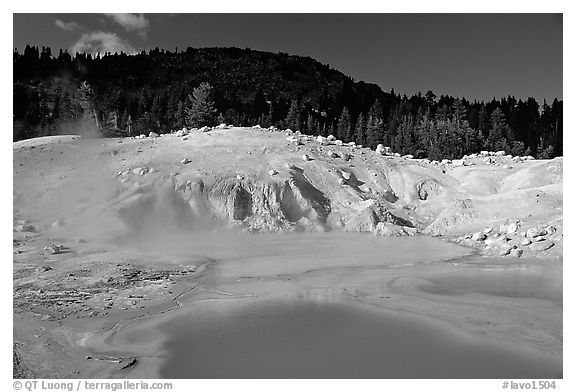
[216,123,227,129]
[480,151,489,156]
[302,154,311,161]
[521,238,532,246]
[327,134,336,142]
[268,169,278,176]
[495,151,506,156]
[335,140,343,146]
[471,232,487,241]
[341,171,351,180]
[181,158,191,165]
[526,227,543,238]
[529,240,554,252]
[483,227,494,234]
[452,159,464,166]
[316,136,328,144]
[506,223,519,234]
[149,132,159,138]
[510,248,524,258]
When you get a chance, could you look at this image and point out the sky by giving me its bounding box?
[12,13,563,103]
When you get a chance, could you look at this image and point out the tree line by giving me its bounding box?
[13,45,562,159]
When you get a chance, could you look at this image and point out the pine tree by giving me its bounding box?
[365,101,384,149]
[185,82,217,128]
[285,100,300,131]
[79,81,101,130]
[337,107,351,141]
[354,113,366,146]
[174,101,186,130]
[485,108,510,152]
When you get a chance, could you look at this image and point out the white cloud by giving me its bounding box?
[70,31,136,55]
[55,19,80,31]
[104,13,150,37]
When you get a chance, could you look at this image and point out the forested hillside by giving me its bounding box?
[13,46,562,159]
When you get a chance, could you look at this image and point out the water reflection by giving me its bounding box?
[159,297,562,379]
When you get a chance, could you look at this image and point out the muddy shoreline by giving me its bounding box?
[14,238,561,379]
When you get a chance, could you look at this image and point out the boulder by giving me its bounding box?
[44,244,65,255]
[529,240,554,252]
[302,154,311,161]
[471,232,487,241]
[495,151,506,156]
[441,159,451,165]
[216,123,227,129]
[510,248,524,258]
[452,159,464,166]
[342,153,352,161]
[480,151,489,156]
[326,150,338,159]
[15,224,36,232]
[335,140,343,146]
[526,227,543,238]
[544,225,557,235]
[327,134,336,142]
[268,169,278,176]
[532,236,546,242]
[483,227,494,234]
[520,238,532,246]
[506,223,519,234]
[376,144,385,155]
[499,244,516,256]
[316,136,328,144]
[181,158,191,164]
[35,265,53,274]
[148,132,159,138]
[341,171,351,180]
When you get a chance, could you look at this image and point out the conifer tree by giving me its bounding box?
[185,82,217,128]
[337,107,351,141]
[355,113,366,146]
[285,100,300,131]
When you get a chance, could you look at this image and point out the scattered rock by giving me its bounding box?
[15,224,36,232]
[43,244,65,255]
[526,227,543,238]
[529,240,554,252]
[510,248,524,258]
[506,223,519,234]
[35,265,53,274]
[471,232,487,241]
[544,225,557,235]
[499,244,516,256]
